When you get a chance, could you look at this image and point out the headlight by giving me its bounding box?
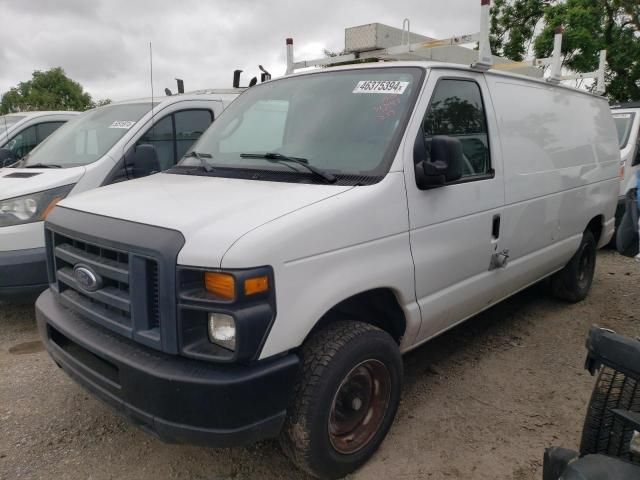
[0,184,74,227]
[208,313,236,350]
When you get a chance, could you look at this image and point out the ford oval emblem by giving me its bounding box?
[73,264,102,292]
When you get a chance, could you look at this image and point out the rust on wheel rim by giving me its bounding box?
[328,359,391,455]
[577,243,595,290]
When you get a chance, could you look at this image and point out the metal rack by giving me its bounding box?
[285,0,607,94]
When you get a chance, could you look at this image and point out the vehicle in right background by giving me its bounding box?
[611,102,640,235]
[543,327,640,480]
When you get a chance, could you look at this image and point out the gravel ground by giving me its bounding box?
[1,250,638,480]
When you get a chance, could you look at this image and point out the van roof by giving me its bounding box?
[611,101,640,110]
[1,111,80,118]
[281,60,607,100]
[110,89,244,107]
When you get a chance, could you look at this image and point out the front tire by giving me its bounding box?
[550,230,596,303]
[280,321,402,479]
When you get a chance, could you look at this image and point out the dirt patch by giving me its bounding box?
[0,250,638,480]
[8,340,44,355]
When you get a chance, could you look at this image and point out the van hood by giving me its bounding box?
[57,172,354,267]
[0,167,85,199]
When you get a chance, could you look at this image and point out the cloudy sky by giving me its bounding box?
[1,0,481,103]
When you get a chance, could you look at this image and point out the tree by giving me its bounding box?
[0,67,110,113]
[490,0,640,102]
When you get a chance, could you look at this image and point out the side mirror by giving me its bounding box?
[0,148,17,167]
[414,135,464,189]
[127,144,160,178]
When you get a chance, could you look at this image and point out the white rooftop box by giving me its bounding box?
[345,23,433,53]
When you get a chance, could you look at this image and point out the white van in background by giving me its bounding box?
[611,102,640,227]
[0,111,79,165]
[36,59,619,478]
[0,90,240,299]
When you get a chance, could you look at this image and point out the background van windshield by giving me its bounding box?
[613,113,635,149]
[182,68,422,179]
[23,103,153,167]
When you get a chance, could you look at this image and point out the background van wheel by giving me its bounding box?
[550,230,596,303]
[580,366,640,463]
[280,321,402,479]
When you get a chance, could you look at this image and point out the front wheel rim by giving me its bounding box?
[328,359,391,455]
[577,242,595,290]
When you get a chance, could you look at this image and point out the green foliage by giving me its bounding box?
[490,0,640,102]
[0,67,111,113]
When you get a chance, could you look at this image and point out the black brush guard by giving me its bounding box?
[543,327,640,480]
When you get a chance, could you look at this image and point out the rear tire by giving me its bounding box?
[279,321,402,479]
[580,367,640,463]
[550,230,596,303]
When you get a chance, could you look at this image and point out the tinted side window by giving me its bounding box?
[137,115,174,171]
[175,110,213,160]
[36,121,66,143]
[423,79,490,177]
[7,125,38,158]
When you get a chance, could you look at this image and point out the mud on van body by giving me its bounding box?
[36,62,619,479]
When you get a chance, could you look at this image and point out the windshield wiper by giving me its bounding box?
[24,163,62,169]
[239,152,336,184]
[181,151,214,172]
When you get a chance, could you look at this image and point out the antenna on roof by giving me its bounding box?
[472,0,493,71]
[0,97,7,140]
[149,42,155,135]
[176,78,184,94]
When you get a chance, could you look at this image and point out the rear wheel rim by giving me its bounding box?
[577,242,595,290]
[328,359,391,455]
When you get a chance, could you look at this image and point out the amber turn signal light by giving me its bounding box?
[204,272,236,300]
[244,275,269,296]
[40,197,63,220]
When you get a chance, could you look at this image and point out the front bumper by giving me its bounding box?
[36,289,300,447]
[0,247,48,300]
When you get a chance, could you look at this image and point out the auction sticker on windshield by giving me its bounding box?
[109,121,136,129]
[353,81,409,95]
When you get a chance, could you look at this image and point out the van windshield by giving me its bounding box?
[22,103,153,168]
[177,67,423,183]
[613,113,635,149]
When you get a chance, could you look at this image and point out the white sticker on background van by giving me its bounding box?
[613,114,631,119]
[109,121,136,129]
[353,81,409,95]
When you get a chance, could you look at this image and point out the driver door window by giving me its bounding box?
[423,79,491,178]
[136,109,213,171]
[7,125,37,158]
[36,121,66,143]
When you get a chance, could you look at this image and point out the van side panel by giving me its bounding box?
[486,78,619,295]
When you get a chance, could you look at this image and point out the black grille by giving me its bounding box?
[51,232,162,348]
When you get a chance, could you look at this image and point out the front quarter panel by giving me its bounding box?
[220,172,419,359]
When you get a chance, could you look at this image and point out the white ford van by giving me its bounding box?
[611,102,640,226]
[35,61,619,478]
[0,90,240,300]
[0,111,79,165]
